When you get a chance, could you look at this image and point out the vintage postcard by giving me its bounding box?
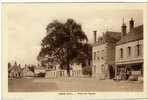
[2,2,148,100]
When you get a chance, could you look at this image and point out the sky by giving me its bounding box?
[3,3,143,66]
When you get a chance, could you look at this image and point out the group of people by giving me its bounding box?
[114,68,132,81]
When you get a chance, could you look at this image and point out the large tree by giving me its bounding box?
[37,19,90,76]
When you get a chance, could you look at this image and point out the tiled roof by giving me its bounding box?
[8,66,14,72]
[116,25,143,45]
[8,65,22,72]
[104,31,121,42]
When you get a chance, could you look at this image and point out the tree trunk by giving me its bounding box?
[66,45,71,77]
[67,63,70,77]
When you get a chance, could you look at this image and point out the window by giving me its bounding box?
[127,46,131,57]
[101,57,104,60]
[136,44,143,57]
[137,44,140,56]
[97,51,100,60]
[120,48,123,58]
[101,50,104,60]
[140,44,143,56]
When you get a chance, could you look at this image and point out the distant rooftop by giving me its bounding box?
[116,25,143,45]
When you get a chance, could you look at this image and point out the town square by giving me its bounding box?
[4,3,144,92]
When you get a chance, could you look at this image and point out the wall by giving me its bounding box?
[106,43,116,64]
[115,40,143,65]
[92,44,107,78]
[45,70,67,78]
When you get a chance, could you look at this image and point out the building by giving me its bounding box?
[45,64,67,78]
[45,63,83,78]
[22,65,34,77]
[8,62,23,78]
[92,30,121,79]
[115,18,143,80]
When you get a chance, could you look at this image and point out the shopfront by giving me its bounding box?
[115,63,143,80]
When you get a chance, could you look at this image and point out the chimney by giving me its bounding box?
[93,30,97,43]
[129,18,134,32]
[121,18,127,36]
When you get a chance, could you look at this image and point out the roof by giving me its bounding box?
[8,65,22,72]
[116,25,143,45]
[104,31,121,42]
[8,66,14,72]
[94,31,121,46]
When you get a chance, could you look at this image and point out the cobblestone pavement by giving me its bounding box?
[8,77,143,92]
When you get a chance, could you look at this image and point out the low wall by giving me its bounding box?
[45,70,82,78]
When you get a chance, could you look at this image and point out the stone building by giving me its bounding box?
[92,30,121,79]
[8,62,23,78]
[115,18,143,80]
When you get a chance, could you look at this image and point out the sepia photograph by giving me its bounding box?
[1,2,148,99]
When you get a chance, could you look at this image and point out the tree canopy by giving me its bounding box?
[37,19,92,76]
